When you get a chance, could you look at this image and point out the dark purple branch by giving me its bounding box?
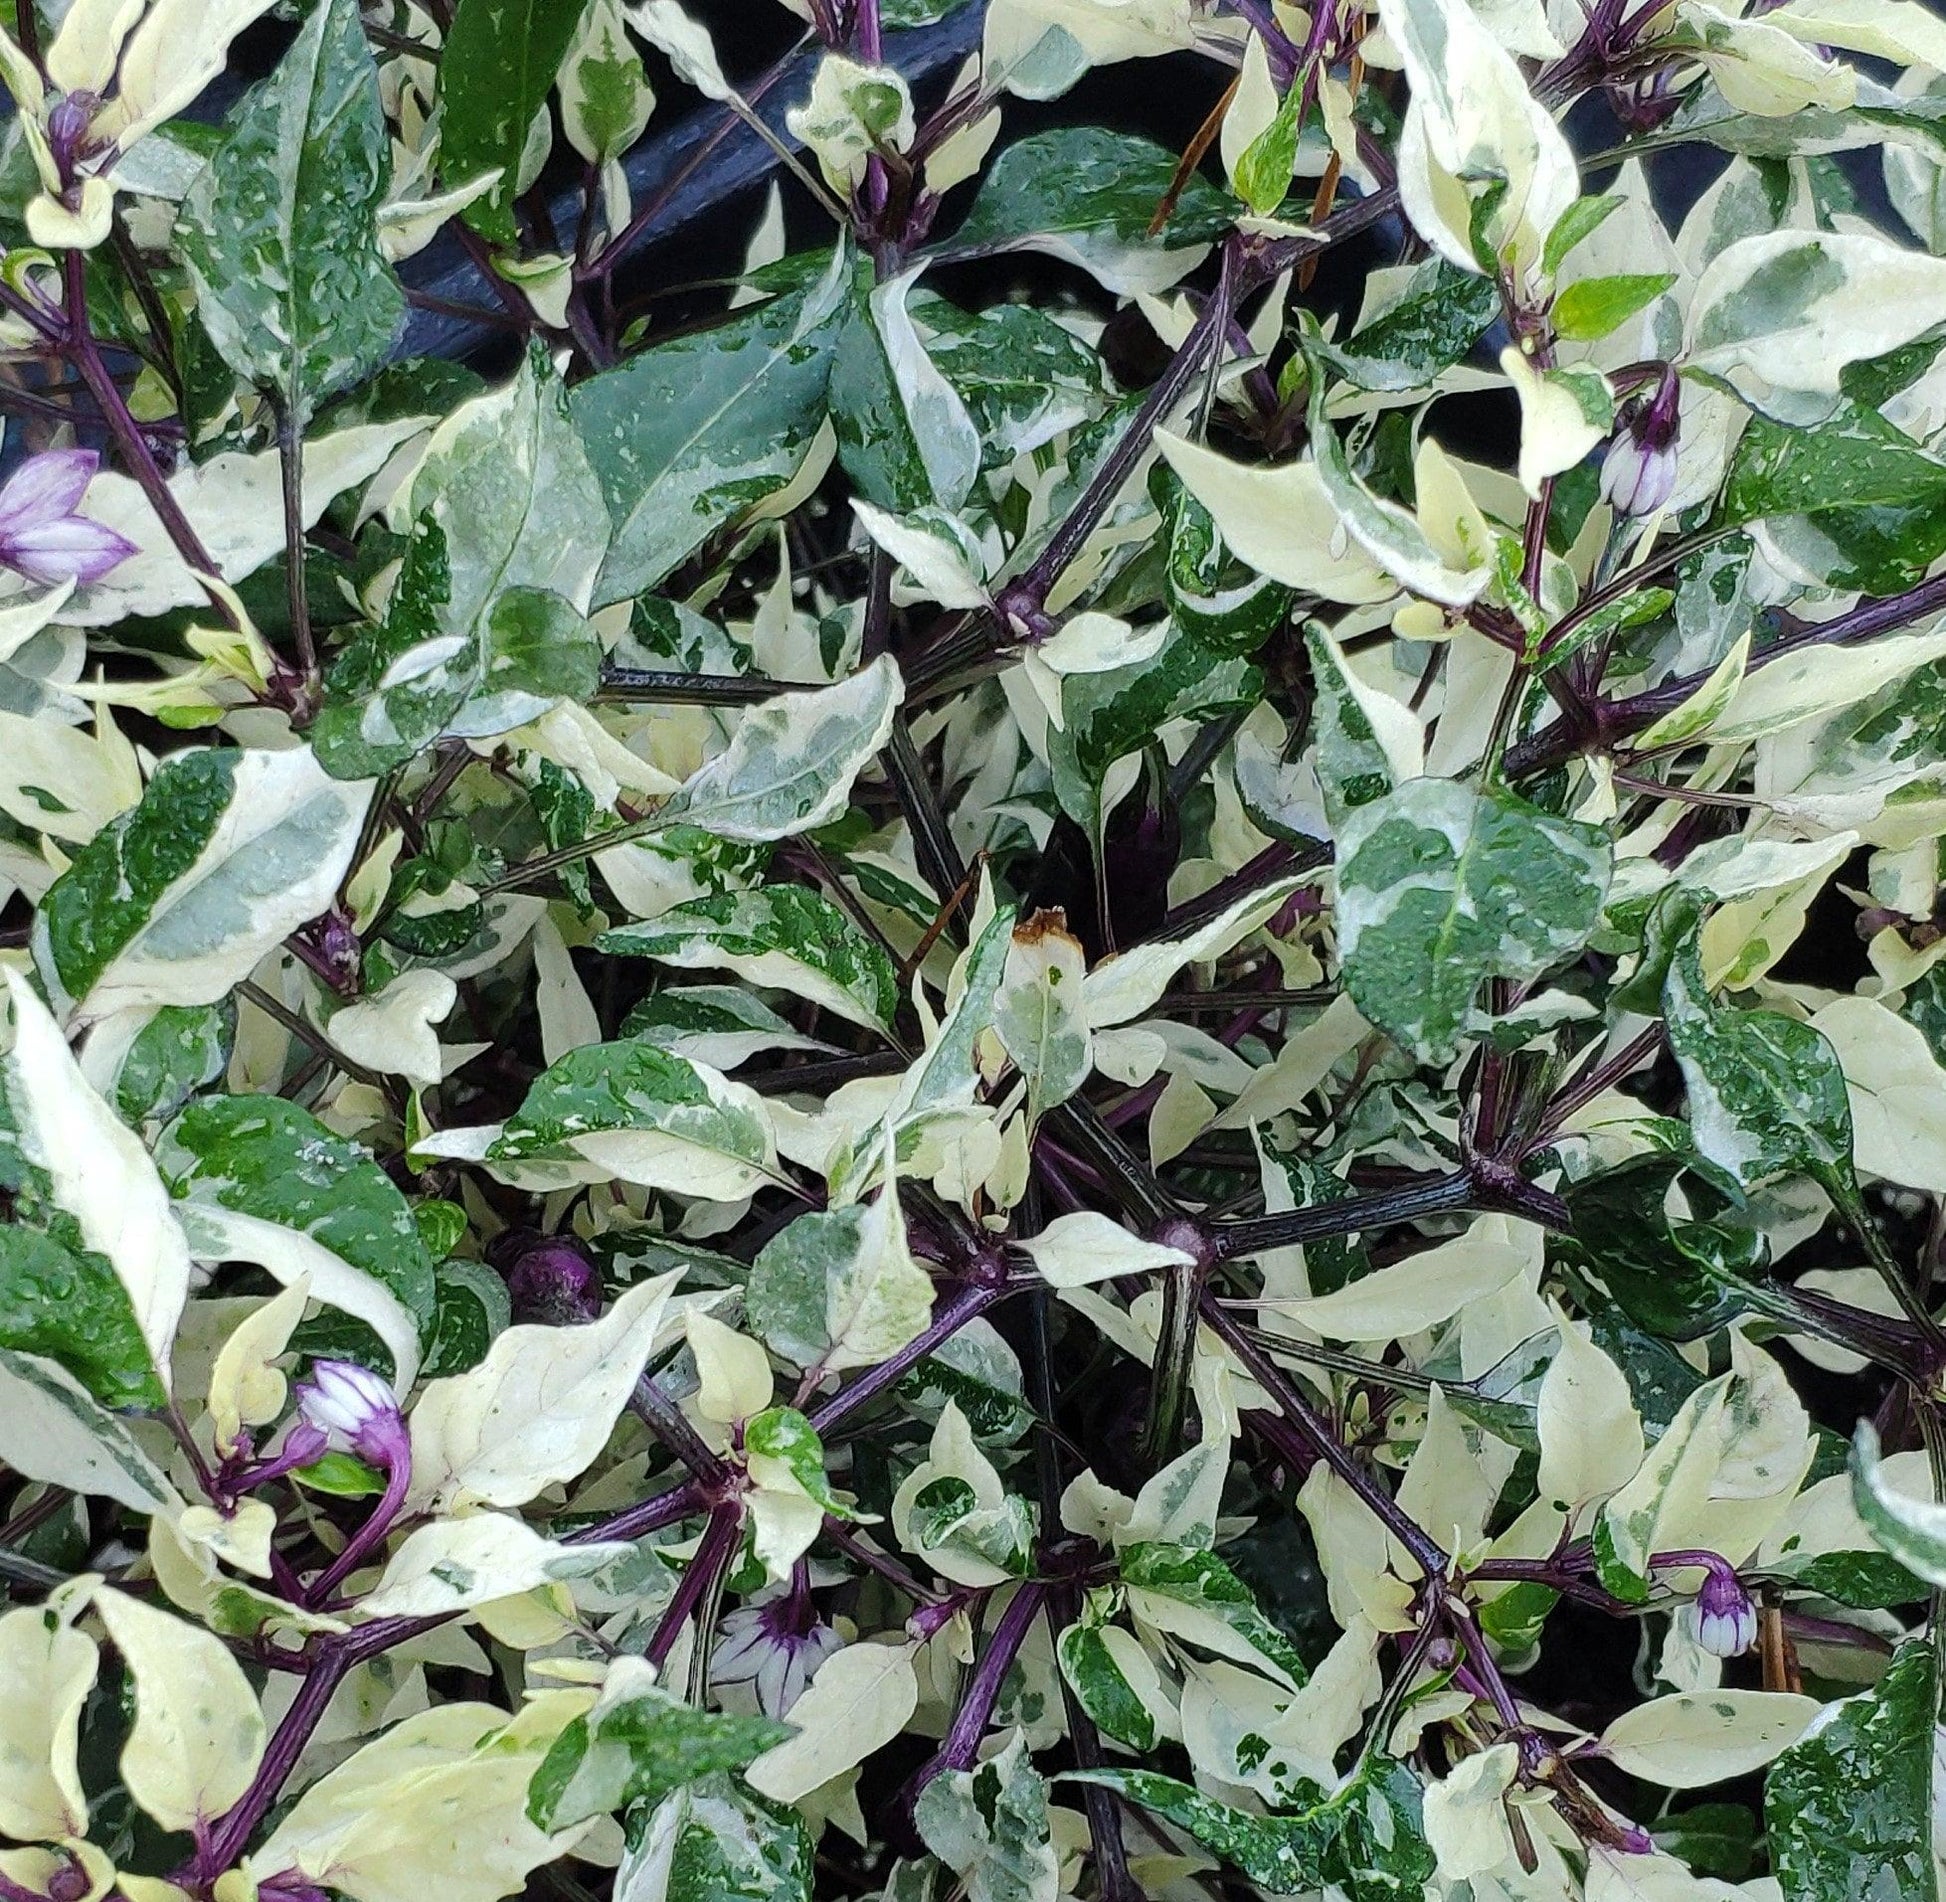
[1509,563,1946,779]
[1211,1168,1477,1262]
[925,1580,1050,1783]
[1200,1296,1449,1579]
[646,1501,745,1672]
[810,1275,1008,1437]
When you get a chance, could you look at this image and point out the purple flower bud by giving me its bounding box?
[258,1873,334,1902]
[906,1597,967,1644]
[44,1852,92,1902]
[278,1419,331,1470]
[1599,366,1681,519]
[502,1235,603,1325]
[295,1359,409,1471]
[713,1592,843,1718]
[45,92,100,175]
[1688,1561,1758,1659]
[0,449,138,587]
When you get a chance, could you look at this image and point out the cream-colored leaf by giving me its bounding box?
[406,1271,682,1511]
[1808,994,1946,1194]
[1709,627,1946,742]
[684,1309,773,1425]
[0,1603,98,1841]
[1422,1743,1518,1881]
[1019,1211,1196,1289]
[0,1349,176,1511]
[1082,874,1316,1030]
[93,1588,266,1832]
[744,1641,919,1803]
[823,1170,936,1372]
[1536,1319,1644,1514]
[1252,1214,1538,1342]
[358,1514,631,1619]
[1598,1689,1819,1787]
[326,969,457,1091]
[247,1697,588,1902]
[207,1279,311,1459]
[3,969,190,1391]
[1155,431,1396,604]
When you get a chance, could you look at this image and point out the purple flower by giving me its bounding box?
[1688,1561,1758,1659]
[1599,366,1681,519]
[713,1587,843,1718]
[295,1358,409,1472]
[0,449,137,586]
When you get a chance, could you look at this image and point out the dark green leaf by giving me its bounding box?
[573,254,848,602]
[598,888,900,1032]
[1561,1157,1759,1341]
[1720,400,1946,528]
[1765,1640,1938,1902]
[1071,1757,1433,1902]
[1337,780,1612,1066]
[1055,1621,1158,1751]
[1315,262,1500,392]
[112,1001,233,1125]
[916,294,1108,466]
[1049,624,1261,832]
[644,1774,812,1902]
[175,0,403,413]
[157,1096,438,1336]
[0,1225,163,1410]
[528,1686,786,1832]
[943,129,1231,295]
[1662,929,1857,1205]
[438,0,588,244]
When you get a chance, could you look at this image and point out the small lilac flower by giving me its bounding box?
[0,449,137,587]
[1689,1561,1759,1658]
[1599,366,1681,519]
[296,1359,409,1472]
[713,1585,843,1718]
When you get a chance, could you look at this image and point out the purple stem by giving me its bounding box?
[309,1459,412,1605]
[198,1645,353,1875]
[1201,1296,1449,1579]
[1509,564,1946,780]
[1211,1168,1477,1262]
[927,1580,1050,1782]
[61,251,216,578]
[646,1502,746,1672]
[809,1276,1007,1436]
[570,1472,705,1545]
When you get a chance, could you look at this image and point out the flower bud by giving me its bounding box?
[45,93,100,175]
[1599,365,1681,519]
[295,1359,408,1471]
[1688,1561,1758,1658]
[259,1872,335,1902]
[502,1234,604,1325]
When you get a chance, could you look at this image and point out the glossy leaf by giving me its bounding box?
[175,0,403,414]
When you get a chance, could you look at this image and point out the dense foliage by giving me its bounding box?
[5,0,1946,1900]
